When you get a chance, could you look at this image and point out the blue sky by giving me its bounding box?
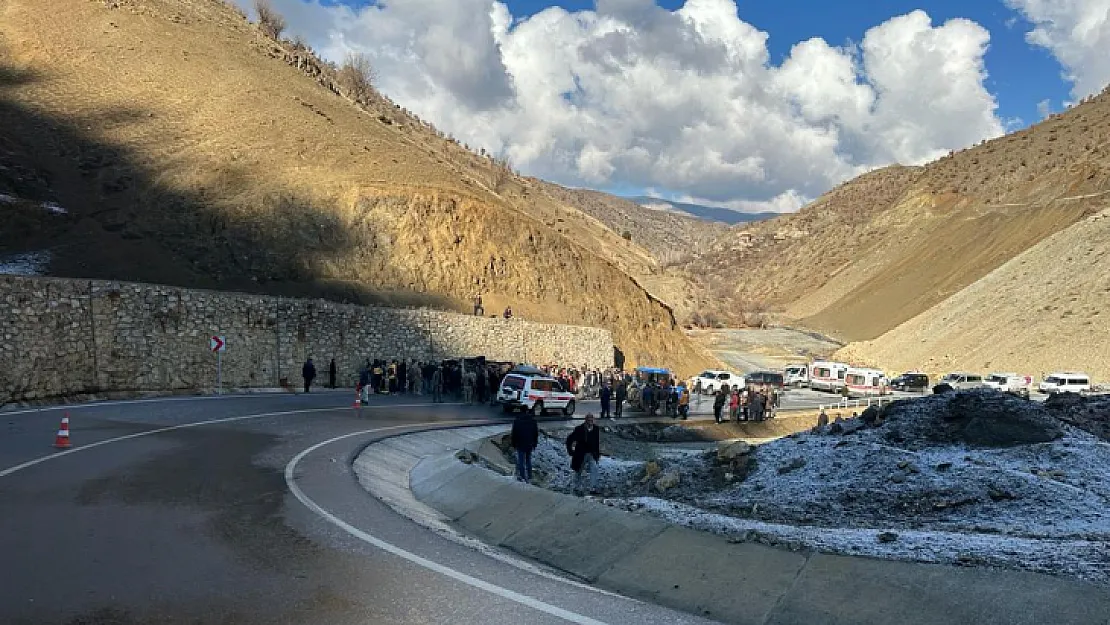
[277,0,1100,210]
[307,0,1073,128]
[501,0,1070,129]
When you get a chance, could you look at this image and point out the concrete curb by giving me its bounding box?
[388,428,1110,625]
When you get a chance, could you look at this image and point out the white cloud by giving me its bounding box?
[1037,98,1054,118]
[1006,0,1110,100]
[243,0,1006,211]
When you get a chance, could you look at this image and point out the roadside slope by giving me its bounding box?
[0,0,716,373]
[689,86,1110,340]
[837,208,1110,381]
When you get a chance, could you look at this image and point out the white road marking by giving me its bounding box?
[0,403,454,478]
[0,406,611,624]
[285,429,611,625]
[0,393,463,417]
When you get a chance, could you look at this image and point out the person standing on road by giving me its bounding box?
[566,413,601,496]
[328,358,337,389]
[614,381,627,419]
[729,388,740,422]
[599,381,612,419]
[713,385,728,424]
[431,366,444,403]
[750,388,765,422]
[510,410,540,483]
[677,385,689,420]
[359,361,371,403]
[302,358,316,394]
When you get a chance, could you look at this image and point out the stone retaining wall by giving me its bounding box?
[0,275,613,401]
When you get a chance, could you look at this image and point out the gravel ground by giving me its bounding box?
[525,391,1110,584]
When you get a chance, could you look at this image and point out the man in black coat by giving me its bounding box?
[599,382,612,419]
[565,413,601,495]
[328,358,337,389]
[614,381,627,419]
[510,411,540,483]
[302,358,316,394]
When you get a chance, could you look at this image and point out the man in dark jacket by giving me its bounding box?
[713,385,728,423]
[614,381,627,419]
[565,413,601,495]
[510,411,540,483]
[599,382,612,420]
[302,358,316,394]
[328,358,337,389]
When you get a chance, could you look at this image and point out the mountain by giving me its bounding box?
[630,196,780,225]
[691,82,1110,376]
[0,0,720,374]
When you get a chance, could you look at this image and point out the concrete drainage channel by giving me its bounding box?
[355,423,1110,625]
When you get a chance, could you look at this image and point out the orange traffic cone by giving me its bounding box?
[353,385,362,408]
[54,414,72,449]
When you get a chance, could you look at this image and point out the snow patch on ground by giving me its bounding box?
[529,393,1110,584]
[0,193,15,204]
[0,251,51,276]
[41,201,67,215]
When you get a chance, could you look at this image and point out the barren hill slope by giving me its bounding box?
[690,85,1110,340]
[0,0,717,373]
[837,208,1110,382]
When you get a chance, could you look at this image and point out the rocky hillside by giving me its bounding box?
[691,84,1110,342]
[838,207,1110,382]
[0,0,719,374]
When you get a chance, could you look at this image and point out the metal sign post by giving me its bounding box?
[210,336,226,394]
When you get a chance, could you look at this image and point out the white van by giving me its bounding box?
[984,373,1034,398]
[784,364,809,388]
[939,372,986,390]
[844,367,890,398]
[1038,372,1091,395]
[498,370,577,415]
[809,361,849,393]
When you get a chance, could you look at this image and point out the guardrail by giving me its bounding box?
[817,395,899,413]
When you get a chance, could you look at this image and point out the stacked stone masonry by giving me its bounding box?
[0,276,613,401]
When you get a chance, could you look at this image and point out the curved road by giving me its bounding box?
[0,392,721,625]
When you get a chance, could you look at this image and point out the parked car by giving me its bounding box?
[691,369,744,394]
[938,372,986,390]
[784,364,809,388]
[745,370,785,390]
[890,372,930,392]
[984,373,1034,398]
[497,370,576,415]
[1038,372,1092,395]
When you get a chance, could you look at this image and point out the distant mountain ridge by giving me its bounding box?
[630,196,780,225]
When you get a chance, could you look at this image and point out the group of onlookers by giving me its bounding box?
[711,384,779,424]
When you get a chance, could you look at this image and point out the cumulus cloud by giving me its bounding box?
[1006,0,1110,100]
[241,0,1005,212]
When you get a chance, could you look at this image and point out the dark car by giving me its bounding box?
[746,371,785,389]
[891,373,930,392]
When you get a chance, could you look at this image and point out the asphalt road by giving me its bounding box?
[0,391,723,625]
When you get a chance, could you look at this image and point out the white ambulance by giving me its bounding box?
[844,367,891,398]
[808,361,850,393]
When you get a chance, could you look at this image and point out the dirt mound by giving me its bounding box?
[878,389,1064,448]
[1045,393,1110,442]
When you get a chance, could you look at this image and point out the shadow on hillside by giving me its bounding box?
[0,60,460,312]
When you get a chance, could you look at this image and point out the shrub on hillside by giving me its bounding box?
[338,52,377,103]
[254,0,286,40]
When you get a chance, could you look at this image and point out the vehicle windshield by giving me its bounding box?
[1044,376,1063,384]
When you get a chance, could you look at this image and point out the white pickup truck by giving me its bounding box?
[983,373,1034,398]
